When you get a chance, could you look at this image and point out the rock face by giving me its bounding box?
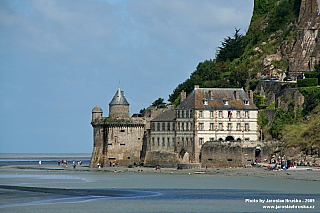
[289,0,320,78]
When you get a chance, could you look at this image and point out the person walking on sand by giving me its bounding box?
[39,160,41,166]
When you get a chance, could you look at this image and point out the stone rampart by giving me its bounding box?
[143,150,180,167]
[201,141,274,168]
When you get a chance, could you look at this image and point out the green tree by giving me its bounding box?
[216,28,245,63]
[257,110,269,128]
[254,94,268,109]
[152,98,166,108]
[268,102,296,139]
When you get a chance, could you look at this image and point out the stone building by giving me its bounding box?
[143,86,260,167]
[90,87,145,167]
[90,86,261,168]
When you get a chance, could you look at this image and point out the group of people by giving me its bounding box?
[57,159,82,168]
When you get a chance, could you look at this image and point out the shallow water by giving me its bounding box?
[1,168,319,212]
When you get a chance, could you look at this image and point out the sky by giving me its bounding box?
[0,0,254,153]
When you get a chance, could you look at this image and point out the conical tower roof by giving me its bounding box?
[92,105,103,113]
[109,87,129,106]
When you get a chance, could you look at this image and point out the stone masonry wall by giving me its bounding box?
[105,125,145,167]
[201,142,274,168]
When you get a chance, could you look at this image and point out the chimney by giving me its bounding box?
[180,90,186,103]
[248,90,254,102]
[234,91,240,100]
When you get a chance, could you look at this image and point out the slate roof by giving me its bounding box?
[177,88,258,110]
[92,105,103,113]
[151,110,176,122]
[109,87,130,106]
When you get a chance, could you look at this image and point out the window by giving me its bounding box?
[210,137,214,141]
[167,122,171,131]
[199,111,203,118]
[219,123,223,130]
[151,123,155,131]
[157,122,160,131]
[181,122,184,130]
[228,123,232,130]
[203,100,208,105]
[223,100,229,105]
[210,123,214,131]
[186,138,188,146]
[162,123,165,130]
[186,110,189,118]
[167,138,170,147]
[177,111,180,118]
[152,137,155,146]
[182,110,185,118]
[199,138,204,146]
[244,100,249,105]
[237,123,241,131]
[219,111,223,118]
[245,111,249,118]
[245,123,249,131]
[199,123,204,130]
[237,111,241,118]
[157,138,160,146]
[210,111,214,118]
[162,138,165,146]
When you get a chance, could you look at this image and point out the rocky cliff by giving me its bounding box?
[289,0,320,77]
[250,0,320,80]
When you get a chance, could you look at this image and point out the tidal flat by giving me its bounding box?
[1,164,320,212]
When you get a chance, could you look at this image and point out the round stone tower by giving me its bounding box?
[92,105,103,122]
[109,87,130,118]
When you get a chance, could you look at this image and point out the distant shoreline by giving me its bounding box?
[2,164,320,181]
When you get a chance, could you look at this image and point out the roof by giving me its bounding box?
[92,105,103,113]
[109,87,130,106]
[177,88,258,110]
[151,110,176,122]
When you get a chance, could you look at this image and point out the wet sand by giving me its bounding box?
[1,164,320,212]
[2,164,320,181]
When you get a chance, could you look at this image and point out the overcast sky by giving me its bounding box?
[0,0,254,153]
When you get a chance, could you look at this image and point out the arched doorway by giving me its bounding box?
[179,149,186,158]
[225,136,235,142]
[255,147,261,162]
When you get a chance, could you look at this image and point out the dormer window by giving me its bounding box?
[203,99,208,105]
[244,100,249,105]
[223,100,229,105]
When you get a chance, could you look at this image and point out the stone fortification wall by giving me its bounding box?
[255,82,304,123]
[143,150,180,167]
[275,88,304,111]
[201,141,274,168]
[105,124,145,167]
[89,125,107,168]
